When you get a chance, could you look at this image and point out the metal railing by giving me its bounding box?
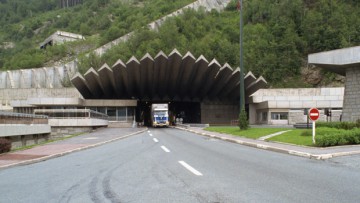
[107,116,134,122]
[0,111,48,125]
[34,109,108,120]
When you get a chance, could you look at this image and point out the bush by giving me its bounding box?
[315,128,360,147]
[317,121,360,130]
[0,138,11,154]
[238,108,249,130]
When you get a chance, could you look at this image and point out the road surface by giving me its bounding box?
[0,128,359,202]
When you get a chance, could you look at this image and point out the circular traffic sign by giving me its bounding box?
[309,108,320,121]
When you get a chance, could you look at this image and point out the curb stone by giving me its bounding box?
[0,128,148,170]
[174,127,360,160]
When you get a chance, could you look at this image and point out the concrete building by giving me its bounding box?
[309,46,360,122]
[40,31,84,49]
[0,50,267,126]
[249,88,344,125]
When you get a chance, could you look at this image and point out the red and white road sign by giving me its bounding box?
[309,108,320,121]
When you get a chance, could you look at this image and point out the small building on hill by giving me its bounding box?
[40,31,84,49]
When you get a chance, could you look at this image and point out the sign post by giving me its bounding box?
[309,108,320,144]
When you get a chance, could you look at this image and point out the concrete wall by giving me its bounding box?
[201,103,238,125]
[0,88,81,107]
[0,61,77,89]
[0,124,51,137]
[49,118,108,127]
[8,134,50,149]
[342,67,360,121]
[51,127,93,138]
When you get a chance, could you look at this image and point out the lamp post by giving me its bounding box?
[239,0,245,112]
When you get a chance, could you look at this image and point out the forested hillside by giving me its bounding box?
[1,0,360,87]
[0,0,195,69]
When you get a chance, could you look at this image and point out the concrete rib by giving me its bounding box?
[246,76,268,96]
[84,68,104,98]
[152,53,161,99]
[126,56,140,98]
[98,64,115,98]
[244,71,256,88]
[167,49,182,99]
[228,81,240,100]
[190,55,209,97]
[71,73,93,99]
[199,59,222,98]
[219,68,240,98]
[178,52,196,98]
[112,59,127,98]
[210,63,233,99]
[140,53,154,99]
[154,51,168,99]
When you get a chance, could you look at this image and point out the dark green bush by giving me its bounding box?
[0,138,11,154]
[315,128,360,147]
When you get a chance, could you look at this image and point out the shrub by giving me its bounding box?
[317,121,360,130]
[0,138,11,154]
[238,108,249,130]
[315,128,360,147]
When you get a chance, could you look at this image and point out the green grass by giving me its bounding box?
[204,126,290,139]
[267,129,314,146]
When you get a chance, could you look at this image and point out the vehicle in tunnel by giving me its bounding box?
[151,103,169,127]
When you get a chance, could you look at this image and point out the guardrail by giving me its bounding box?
[34,109,108,119]
[0,111,48,125]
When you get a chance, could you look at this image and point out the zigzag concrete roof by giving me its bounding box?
[71,50,267,102]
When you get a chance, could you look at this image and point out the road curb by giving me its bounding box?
[174,127,358,160]
[0,128,148,170]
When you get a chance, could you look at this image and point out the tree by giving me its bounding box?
[239,108,249,130]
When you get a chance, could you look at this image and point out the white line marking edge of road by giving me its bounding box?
[153,138,159,142]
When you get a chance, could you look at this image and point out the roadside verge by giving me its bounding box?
[175,127,360,160]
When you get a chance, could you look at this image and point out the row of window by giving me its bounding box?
[260,112,289,121]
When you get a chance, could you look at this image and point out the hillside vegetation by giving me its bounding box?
[1,0,360,87]
[0,0,195,69]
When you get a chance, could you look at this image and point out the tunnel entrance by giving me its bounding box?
[136,101,201,127]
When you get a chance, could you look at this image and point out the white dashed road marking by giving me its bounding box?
[149,134,153,137]
[178,161,203,176]
[161,146,170,153]
[153,138,159,143]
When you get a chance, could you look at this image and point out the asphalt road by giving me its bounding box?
[0,128,360,203]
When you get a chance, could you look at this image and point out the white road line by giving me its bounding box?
[178,161,203,176]
[153,138,159,143]
[147,130,150,133]
[149,134,153,137]
[161,145,170,153]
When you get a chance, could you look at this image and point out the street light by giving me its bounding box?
[239,0,245,112]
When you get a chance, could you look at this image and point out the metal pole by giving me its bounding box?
[239,0,245,112]
[312,121,316,145]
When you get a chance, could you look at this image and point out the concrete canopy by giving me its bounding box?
[71,49,267,102]
[308,46,360,76]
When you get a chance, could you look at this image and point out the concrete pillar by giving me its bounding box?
[342,67,360,121]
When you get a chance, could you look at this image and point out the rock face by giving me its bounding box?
[301,65,345,87]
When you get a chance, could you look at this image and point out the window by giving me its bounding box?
[261,112,268,122]
[117,107,127,121]
[271,112,288,120]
